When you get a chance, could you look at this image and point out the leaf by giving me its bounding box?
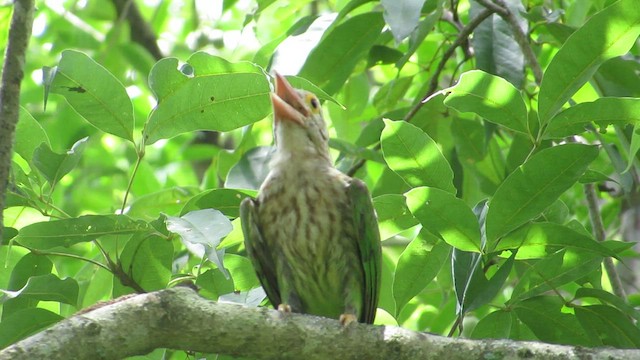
[575,305,640,348]
[144,53,271,144]
[180,188,256,218]
[510,249,602,303]
[444,70,529,134]
[381,119,455,192]
[486,144,598,244]
[373,194,419,240]
[538,0,640,123]
[225,146,275,190]
[470,310,514,340]
[299,12,384,95]
[393,238,450,314]
[14,107,50,163]
[496,222,619,259]
[544,97,640,138]
[0,308,63,349]
[470,0,527,87]
[127,187,198,221]
[166,209,233,278]
[49,50,134,141]
[395,3,443,69]
[405,187,482,252]
[32,137,88,187]
[117,233,173,292]
[15,215,150,250]
[574,288,640,321]
[514,296,592,346]
[381,0,427,42]
[0,274,78,306]
[2,254,53,320]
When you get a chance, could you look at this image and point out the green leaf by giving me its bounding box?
[117,233,173,293]
[486,144,598,244]
[470,310,514,340]
[514,296,592,346]
[223,254,261,292]
[381,119,455,192]
[50,50,134,141]
[0,308,63,349]
[444,70,529,134]
[510,249,602,303]
[373,194,419,240]
[1,274,78,306]
[2,254,53,320]
[496,222,619,259]
[299,12,384,95]
[575,305,640,348]
[180,188,256,218]
[393,238,450,314]
[166,209,233,278]
[144,53,271,144]
[381,0,426,42]
[470,0,527,87]
[405,187,481,252]
[538,0,640,123]
[32,137,88,187]
[14,107,50,163]
[574,288,640,321]
[127,187,198,221]
[15,215,150,250]
[544,97,640,138]
[225,146,274,190]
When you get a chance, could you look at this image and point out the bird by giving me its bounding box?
[240,73,381,325]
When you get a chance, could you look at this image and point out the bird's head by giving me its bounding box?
[270,73,330,162]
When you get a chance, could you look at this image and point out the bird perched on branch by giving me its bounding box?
[240,73,381,325]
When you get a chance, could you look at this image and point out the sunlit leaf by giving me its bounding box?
[444,70,528,134]
[538,0,640,123]
[49,50,134,141]
[15,215,150,250]
[381,119,455,192]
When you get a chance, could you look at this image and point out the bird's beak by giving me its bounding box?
[271,72,309,125]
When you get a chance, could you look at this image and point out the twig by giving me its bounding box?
[0,0,36,240]
[346,8,496,177]
[474,0,543,84]
[584,183,627,299]
[110,0,163,60]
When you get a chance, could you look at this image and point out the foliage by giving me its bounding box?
[2,0,640,357]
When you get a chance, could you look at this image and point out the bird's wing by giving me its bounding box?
[240,198,281,307]
[347,179,382,324]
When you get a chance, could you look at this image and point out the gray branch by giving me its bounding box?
[1,287,638,360]
[0,0,36,239]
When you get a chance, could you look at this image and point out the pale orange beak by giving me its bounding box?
[271,73,309,125]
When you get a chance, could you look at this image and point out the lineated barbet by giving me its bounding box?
[240,73,381,325]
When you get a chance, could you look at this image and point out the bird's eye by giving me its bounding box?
[310,97,319,109]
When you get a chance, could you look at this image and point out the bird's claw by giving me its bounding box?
[277,303,292,316]
[339,313,357,326]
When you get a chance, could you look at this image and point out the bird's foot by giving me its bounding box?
[277,303,292,316]
[339,313,357,326]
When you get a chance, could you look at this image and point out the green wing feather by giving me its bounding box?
[240,198,281,308]
[347,179,382,324]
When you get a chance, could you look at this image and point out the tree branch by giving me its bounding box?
[0,0,36,240]
[110,0,163,60]
[1,287,638,360]
[584,183,627,299]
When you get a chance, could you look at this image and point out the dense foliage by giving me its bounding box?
[3,0,640,357]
